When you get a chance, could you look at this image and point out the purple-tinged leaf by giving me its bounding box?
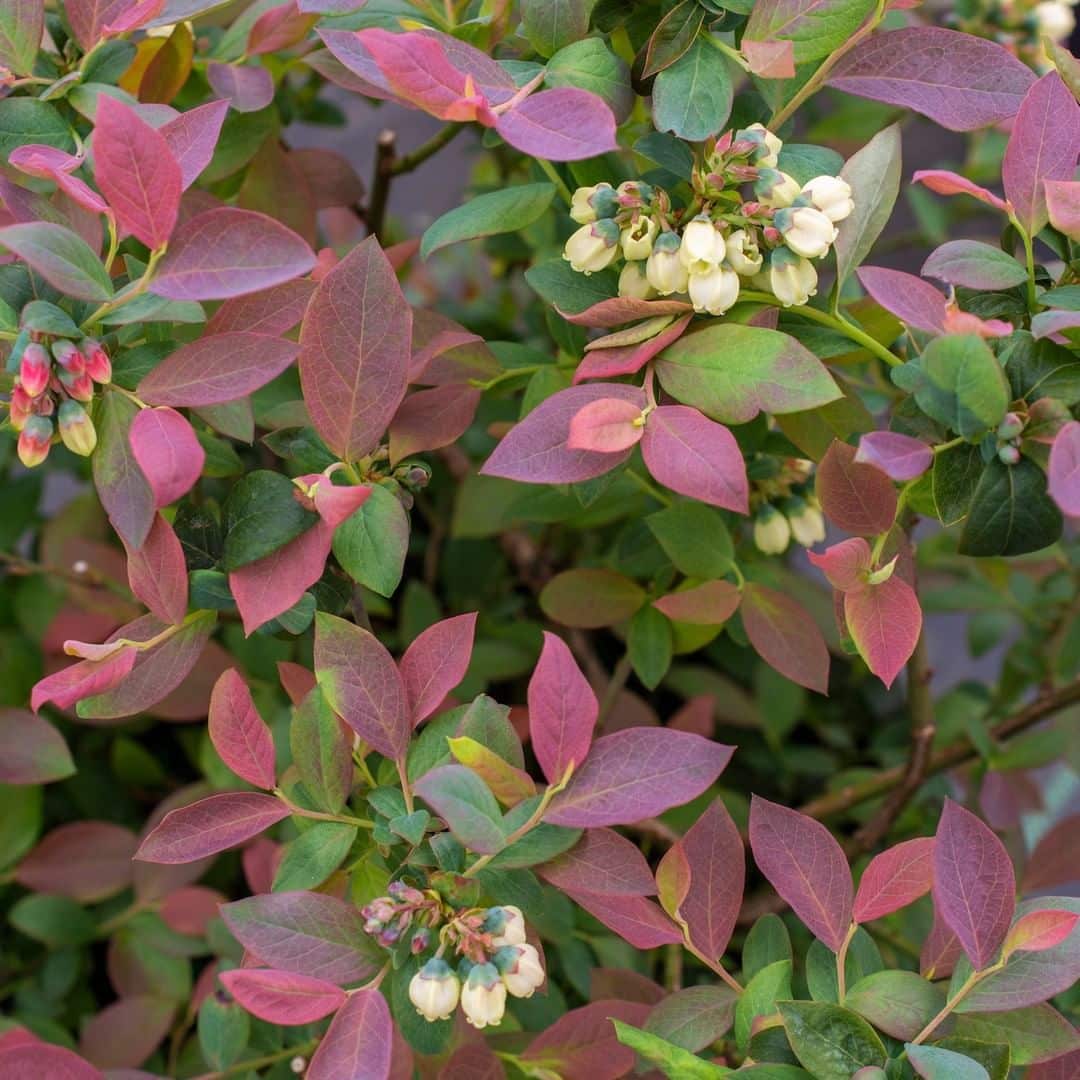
[567,397,645,453]
[0,222,114,301]
[79,994,175,1070]
[481,383,647,484]
[911,169,1010,212]
[220,969,346,1025]
[528,632,599,784]
[539,827,657,896]
[124,512,188,625]
[1045,179,1080,239]
[0,0,43,76]
[855,266,946,334]
[1003,73,1080,236]
[159,100,230,189]
[845,576,922,690]
[316,30,396,99]
[495,88,618,162]
[16,821,136,902]
[743,38,796,78]
[129,406,205,507]
[299,236,412,461]
[540,568,645,629]
[807,538,873,593]
[209,668,276,790]
[853,837,935,923]
[138,333,300,407]
[560,297,692,328]
[652,580,741,626]
[65,0,128,49]
[827,28,1036,131]
[247,2,315,55]
[306,988,392,1080]
[933,798,1016,970]
[135,792,289,863]
[102,0,164,35]
[314,612,410,761]
[1027,1048,1080,1079]
[93,390,155,550]
[816,439,898,537]
[413,764,506,854]
[559,887,682,948]
[31,647,136,713]
[1023,814,1080,894]
[151,208,315,301]
[1003,910,1079,955]
[855,432,933,482]
[522,1001,651,1079]
[545,729,733,828]
[440,1041,505,1080]
[302,477,371,530]
[207,279,316,337]
[641,405,748,513]
[749,795,854,950]
[922,239,1029,291]
[207,62,275,113]
[93,96,180,249]
[1034,310,1080,342]
[0,708,74,784]
[741,583,830,694]
[388,384,481,465]
[221,891,381,985]
[0,1042,100,1080]
[574,314,692,383]
[921,909,963,980]
[399,612,478,725]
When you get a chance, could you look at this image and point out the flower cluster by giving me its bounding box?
[7,337,110,467]
[749,456,826,555]
[364,889,544,1029]
[562,124,854,314]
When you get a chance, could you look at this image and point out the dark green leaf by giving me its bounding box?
[778,1001,887,1079]
[223,469,319,572]
[421,184,556,259]
[652,37,733,141]
[958,458,1063,556]
[629,604,673,689]
[272,822,357,891]
[332,483,409,597]
[547,39,633,120]
[932,443,984,526]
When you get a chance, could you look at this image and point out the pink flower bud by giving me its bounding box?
[9,386,33,431]
[80,339,112,384]
[18,414,53,467]
[58,367,95,402]
[58,400,97,457]
[52,339,85,374]
[19,343,52,398]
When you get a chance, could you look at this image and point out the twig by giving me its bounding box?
[391,123,463,176]
[367,129,397,242]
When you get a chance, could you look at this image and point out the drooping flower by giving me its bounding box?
[570,182,618,225]
[786,497,826,548]
[618,260,655,300]
[18,414,53,468]
[494,943,545,998]
[755,168,800,208]
[620,215,658,260]
[735,123,783,169]
[80,339,112,384]
[680,215,726,274]
[646,232,689,295]
[563,219,620,274]
[688,264,740,315]
[800,175,854,223]
[483,905,527,947]
[408,957,460,1022]
[754,503,791,555]
[774,206,837,259]
[725,229,763,276]
[769,248,818,307]
[460,962,507,1028]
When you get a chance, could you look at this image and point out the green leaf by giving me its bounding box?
[953,1003,1080,1065]
[641,0,706,78]
[421,184,556,259]
[0,0,42,76]
[613,1020,731,1078]
[1001,331,1080,405]
[777,144,845,186]
[525,257,618,314]
[652,37,733,142]
[0,98,75,158]
[18,300,81,337]
[905,1044,989,1079]
[655,323,841,424]
[0,223,114,302]
[778,1001,887,1079]
[805,932,881,1004]
[332,483,410,597]
[486,822,581,869]
[222,470,319,571]
[539,568,646,628]
[10,894,96,946]
[931,1038,1009,1080]
[413,765,507,855]
[932,443,984,526]
[958,458,1063,556]
[743,914,793,981]
[634,132,695,181]
[628,605,673,689]
[746,0,877,62]
[846,970,945,1042]
[647,502,734,578]
[291,687,353,814]
[272,822,357,892]
[198,994,250,1070]
[521,0,597,56]
[736,960,793,1054]
[547,38,633,120]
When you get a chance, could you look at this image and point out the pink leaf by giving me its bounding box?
[102,0,163,34]
[31,647,137,712]
[855,266,946,335]
[138,333,300,407]
[921,908,964,979]
[652,581,741,625]
[911,169,1010,212]
[15,821,137,902]
[481,383,647,484]
[207,62,276,113]
[1003,72,1080,236]
[124,512,188,625]
[816,439,898,537]
[159,885,224,935]
[151,208,316,301]
[129,406,205,507]
[220,969,346,1025]
[933,798,1017,970]
[314,613,410,761]
[855,431,934,482]
[560,297,692,328]
[844,575,922,689]
[0,1043,101,1079]
[1033,310,1080,341]
[566,397,644,453]
[1051,423,1080,517]
[247,1,315,55]
[207,279,317,336]
[299,236,412,461]
[641,405,748,513]
[558,887,682,948]
[522,1001,651,1079]
[79,995,175,1070]
[0,707,74,785]
[573,314,691,383]
[388,384,481,465]
[65,0,131,50]
[749,795,853,951]
[742,39,796,79]
[1004,910,1080,954]
[159,100,230,190]
[545,729,733,828]
[306,988,393,1080]
[539,827,657,896]
[304,479,371,530]
[853,837,935,923]
[741,583,830,694]
[1045,179,1080,239]
[528,632,599,785]
[135,792,289,864]
[807,537,872,592]
[209,669,276,789]
[398,612,478,725]
[316,30,397,100]
[93,96,181,249]
[495,88,618,162]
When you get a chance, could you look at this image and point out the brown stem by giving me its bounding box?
[367,129,397,242]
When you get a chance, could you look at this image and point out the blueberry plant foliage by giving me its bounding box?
[2,0,1080,1076]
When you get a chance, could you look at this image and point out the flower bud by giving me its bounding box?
[786,497,826,547]
[620,215,658,260]
[17,414,53,468]
[1034,0,1075,39]
[735,123,783,168]
[460,962,506,1029]
[688,264,740,316]
[680,215,726,273]
[51,339,84,375]
[58,400,96,457]
[800,175,854,224]
[19,343,51,398]
[563,220,620,275]
[570,182,619,224]
[725,229,763,276]
[9,385,32,431]
[998,412,1025,440]
[58,367,95,402]
[617,180,654,206]
[618,260,655,300]
[80,339,112,384]
[773,206,837,259]
[410,928,432,955]
[408,957,460,1022]
[646,232,689,296]
[998,444,1021,466]
[494,944,545,999]
[755,169,801,208]
[483,905,527,947]
[769,248,818,307]
[754,504,791,555]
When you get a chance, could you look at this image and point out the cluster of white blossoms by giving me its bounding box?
[749,457,826,555]
[562,124,854,314]
[406,905,545,1029]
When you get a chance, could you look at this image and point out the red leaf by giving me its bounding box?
[567,397,645,453]
[539,827,657,896]
[399,612,477,725]
[1046,179,1080,239]
[66,0,131,51]
[306,989,393,1080]
[559,887,682,949]
[124,512,188,625]
[856,266,947,335]
[749,795,853,951]
[1004,909,1080,954]
[921,908,963,979]
[742,39,796,78]
[528,631,598,785]
[247,1,316,55]
[206,279,317,336]
[560,297,692,328]
[299,236,412,461]
[853,837,935,923]
[0,1042,101,1079]
[159,99,230,190]
[573,314,691,383]
[79,994,175,1070]
[816,440,898,537]
[159,885,224,935]
[844,575,922,689]
[933,798,1016,970]
[209,669,276,789]
[303,477,371,530]
[521,1000,650,1080]
[494,88,618,162]
[1023,814,1080,893]
[641,405,748,513]
[129,406,205,508]
[388,384,481,465]
[911,169,1010,212]
[135,792,289,864]
[1027,1049,1080,1079]
[741,583,830,694]
[807,537,872,592]
[31,647,137,712]
[855,431,934,482]
[15,821,137,902]
[93,96,180,249]
[278,661,318,706]
[652,580,741,625]
[221,969,346,1025]
[1049,421,1080,517]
